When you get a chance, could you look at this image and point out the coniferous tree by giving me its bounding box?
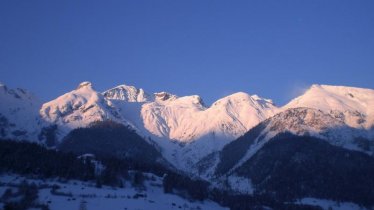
[79,200,87,210]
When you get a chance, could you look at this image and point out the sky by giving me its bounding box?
[1,0,373,106]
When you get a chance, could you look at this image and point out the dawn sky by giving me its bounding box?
[1,0,373,105]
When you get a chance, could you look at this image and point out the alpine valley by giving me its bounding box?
[1,81,374,210]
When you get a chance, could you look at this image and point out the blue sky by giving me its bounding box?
[1,0,373,105]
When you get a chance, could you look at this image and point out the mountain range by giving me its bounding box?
[2,81,374,208]
[1,82,374,169]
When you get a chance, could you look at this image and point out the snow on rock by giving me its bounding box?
[138,92,279,169]
[105,87,279,170]
[263,108,369,149]
[266,108,348,139]
[0,83,44,140]
[154,92,178,102]
[103,83,154,102]
[228,107,371,176]
[40,82,128,140]
[284,84,374,129]
[141,92,278,143]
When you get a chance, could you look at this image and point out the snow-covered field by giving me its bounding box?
[0,174,228,210]
[295,197,368,210]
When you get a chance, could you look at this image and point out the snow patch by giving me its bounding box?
[295,197,369,210]
[227,175,254,194]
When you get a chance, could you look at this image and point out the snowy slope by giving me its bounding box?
[0,83,44,140]
[109,84,374,170]
[108,89,279,169]
[284,84,374,129]
[205,85,374,191]
[208,84,374,180]
[141,92,278,142]
[228,107,371,177]
[40,82,130,140]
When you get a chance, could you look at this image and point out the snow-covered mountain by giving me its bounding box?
[104,86,279,169]
[2,82,374,208]
[2,82,374,172]
[284,84,374,129]
[198,104,374,196]
[40,82,131,140]
[141,92,278,142]
[0,83,44,141]
[204,84,374,181]
[218,132,374,205]
[221,107,371,175]
[257,84,374,153]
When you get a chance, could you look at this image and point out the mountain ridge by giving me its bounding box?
[1,81,374,171]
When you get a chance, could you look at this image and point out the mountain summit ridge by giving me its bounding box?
[1,82,374,170]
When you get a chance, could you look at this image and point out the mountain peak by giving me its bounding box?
[0,84,42,141]
[41,82,126,138]
[212,92,275,108]
[310,83,322,88]
[77,81,93,90]
[187,95,205,106]
[212,92,250,106]
[251,94,274,105]
[306,84,374,94]
[0,82,7,92]
[103,83,153,102]
[0,83,38,102]
[284,84,374,128]
[154,91,177,102]
[228,91,251,98]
